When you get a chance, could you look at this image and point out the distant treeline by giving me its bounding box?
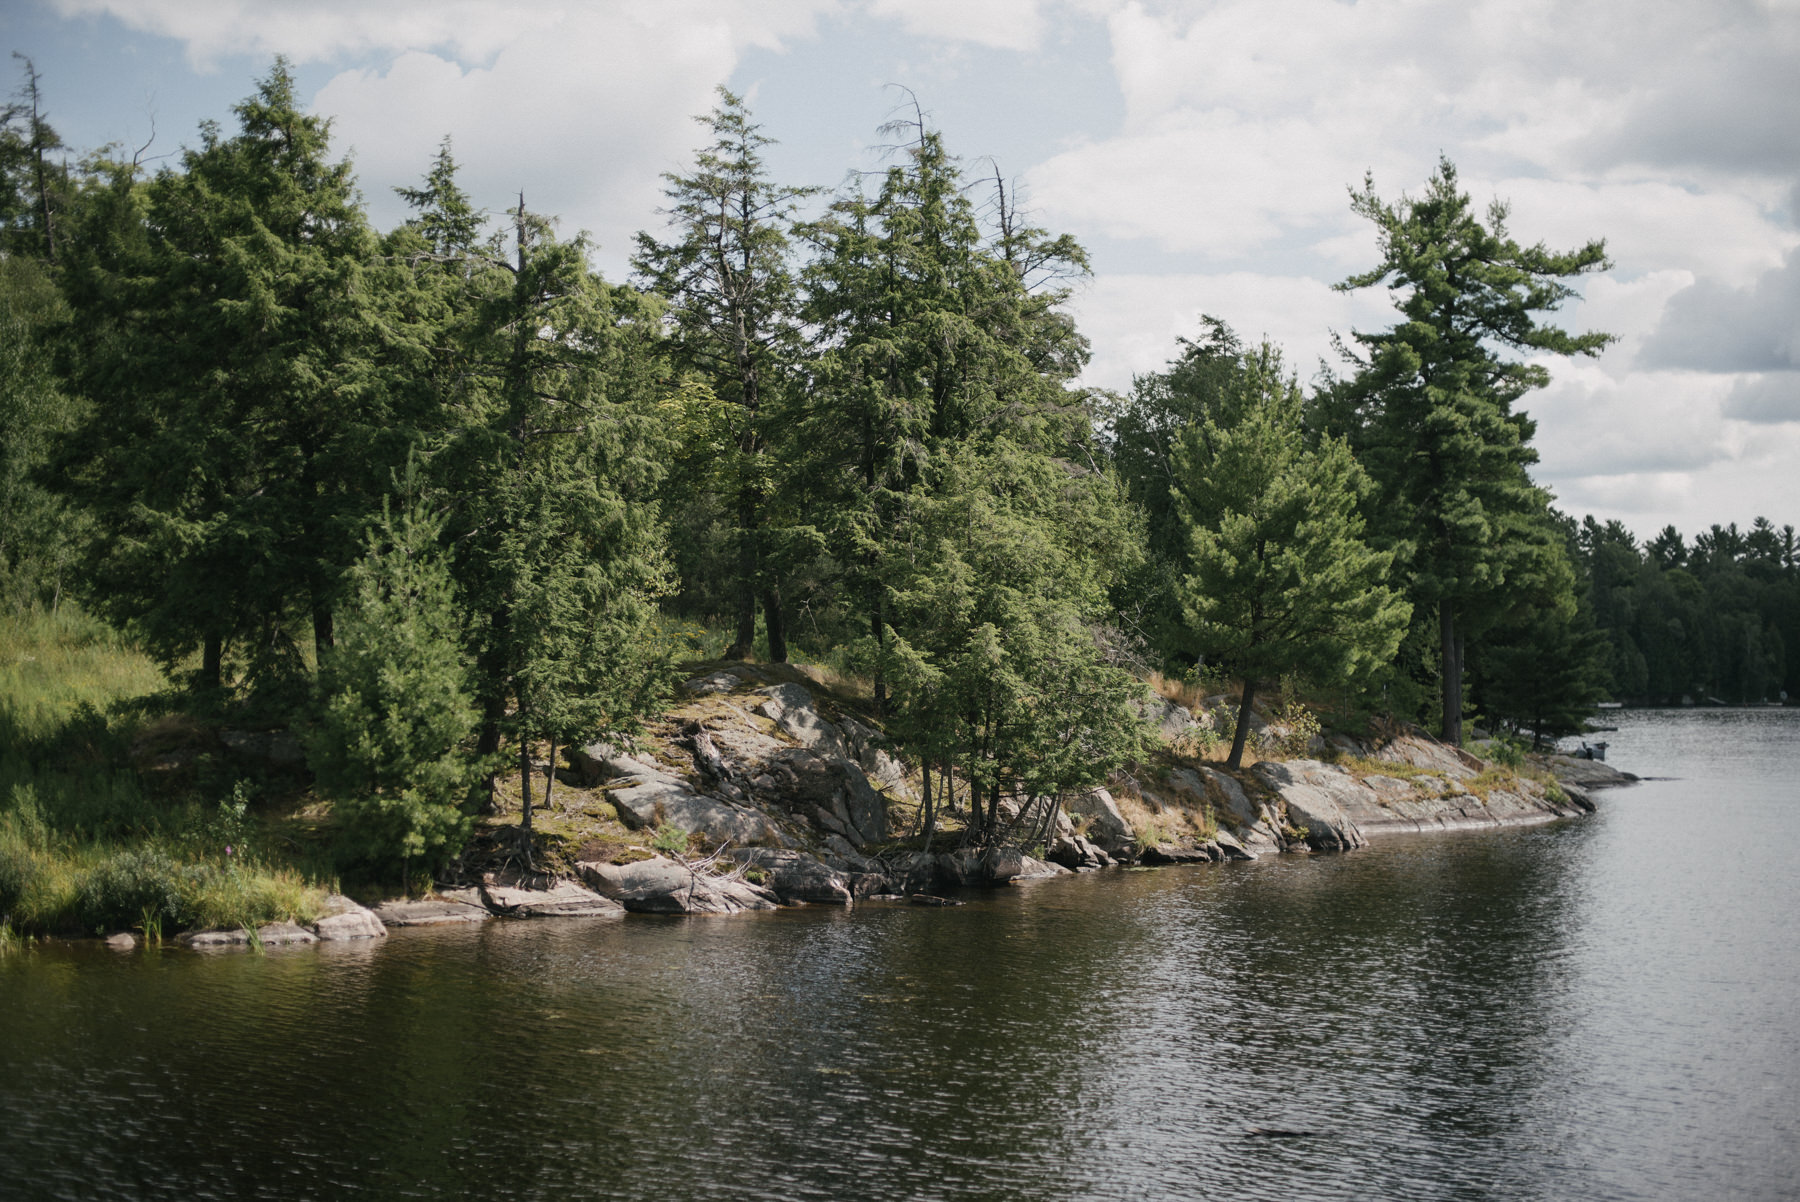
[1574,517,1797,705]
[0,57,1734,871]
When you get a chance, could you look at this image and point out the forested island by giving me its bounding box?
[0,61,1786,942]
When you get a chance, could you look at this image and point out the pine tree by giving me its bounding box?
[633,89,816,661]
[1173,347,1409,769]
[801,118,1093,713]
[434,198,673,847]
[0,56,68,263]
[1103,317,1248,665]
[308,468,475,879]
[60,61,383,697]
[0,255,85,609]
[1327,157,1611,744]
[886,438,1142,844]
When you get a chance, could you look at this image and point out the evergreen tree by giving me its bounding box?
[0,55,68,263]
[1326,157,1611,744]
[60,61,383,697]
[435,198,673,843]
[801,117,1094,713]
[1102,316,1248,665]
[886,438,1142,844]
[308,470,475,879]
[0,255,85,609]
[1173,348,1409,769]
[633,89,816,661]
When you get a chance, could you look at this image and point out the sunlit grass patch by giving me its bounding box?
[0,606,167,738]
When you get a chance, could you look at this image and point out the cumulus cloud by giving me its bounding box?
[316,15,739,264]
[1642,248,1800,374]
[62,1,844,270]
[52,0,567,68]
[1722,374,1800,424]
[1026,0,1800,273]
[1531,362,1800,525]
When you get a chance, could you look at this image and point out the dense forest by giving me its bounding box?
[1,59,1791,883]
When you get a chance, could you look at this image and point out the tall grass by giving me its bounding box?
[0,606,167,740]
[0,606,331,937]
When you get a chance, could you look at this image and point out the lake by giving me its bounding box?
[3,708,1797,1201]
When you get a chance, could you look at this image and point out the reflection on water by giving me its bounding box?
[3,709,1797,1201]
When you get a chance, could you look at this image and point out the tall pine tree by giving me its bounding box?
[633,89,816,661]
[1325,158,1610,744]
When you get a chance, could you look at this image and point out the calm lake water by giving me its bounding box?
[3,708,1797,1201]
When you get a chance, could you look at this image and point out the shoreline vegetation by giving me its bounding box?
[1,605,1635,951]
[0,63,1780,949]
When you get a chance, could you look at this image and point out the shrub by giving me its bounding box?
[1487,734,1527,770]
[1255,696,1322,759]
[73,848,197,934]
[651,823,690,856]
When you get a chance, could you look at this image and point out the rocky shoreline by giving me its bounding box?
[118,666,1635,948]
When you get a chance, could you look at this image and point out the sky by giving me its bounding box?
[7,0,1799,541]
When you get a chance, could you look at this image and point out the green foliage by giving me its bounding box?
[307,479,475,876]
[72,847,194,934]
[634,89,818,658]
[0,56,71,263]
[1102,316,1248,665]
[60,60,388,699]
[1255,693,1323,760]
[799,119,1097,707]
[1570,513,1798,703]
[0,256,86,609]
[1324,157,1611,744]
[650,822,690,857]
[883,438,1144,836]
[1173,345,1408,768]
[1485,734,1528,771]
[428,196,674,828]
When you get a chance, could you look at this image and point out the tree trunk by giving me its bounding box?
[476,606,509,758]
[518,736,534,849]
[762,583,787,663]
[871,590,887,717]
[919,759,935,849]
[1227,678,1257,770]
[726,522,757,659]
[201,630,223,694]
[1440,602,1463,747]
[311,593,334,659]
[541,737,557,815]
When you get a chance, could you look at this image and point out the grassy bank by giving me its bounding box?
[1,607,332,942]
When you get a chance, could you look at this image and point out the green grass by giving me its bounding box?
[0,606,333,938]
[0,606,168,740]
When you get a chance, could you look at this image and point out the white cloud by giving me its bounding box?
[86,1,844,270]
[1028,0,1800,274]
[866,0,1046,51]
[1531,363,1800,528]
[52,0,564,68]
[1722,373,1800,424]
[1532,365,1738,481]
[1643,247,1800,373]
[1480,176,1797,289]
[1066,270,1394,392]
[317,16,734,264]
